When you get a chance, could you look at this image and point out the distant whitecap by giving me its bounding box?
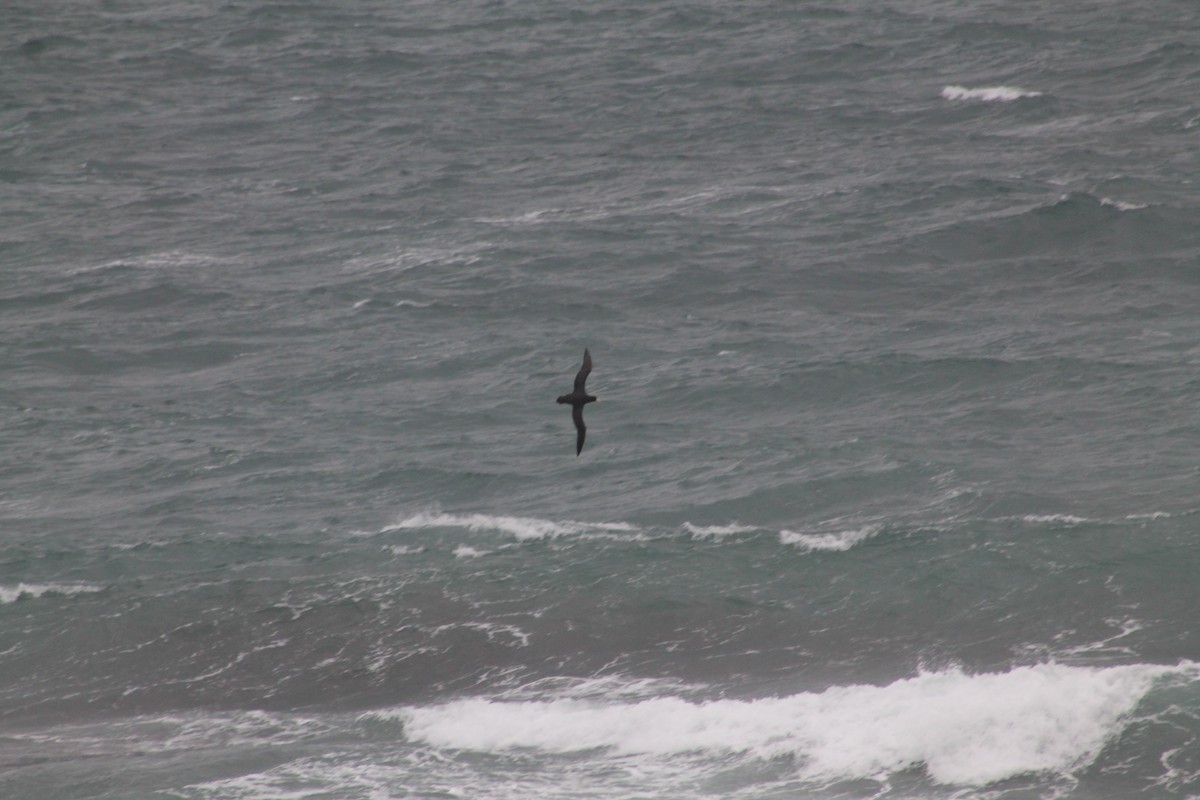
[1016,514,1090,526]
[942,85,1043,102]
[683,522,757,538]
[780,524,880,551]
[0,582,103,604]
[1100,197,1148,211]
[387,511,637,541]
[1126,511,1173,520]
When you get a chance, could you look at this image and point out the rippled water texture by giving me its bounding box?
[3,1,1200,798]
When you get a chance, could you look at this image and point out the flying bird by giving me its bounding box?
[556,348,596,455]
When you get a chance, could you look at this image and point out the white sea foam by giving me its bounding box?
[453,544,489,559]
[1100,197,1149,211]
[383,544,424,556]
[341,245,484,275]
[68,250,224,275]
[0,582,103,604]
[497,675,701,702]
[162,710,330,751]
[942,85,1042,102]
[399,662,1198,787]
[431,622,531,648]
[1005,511,1178,527]
[1126,511,1173,520]
[14,709,331,756]
[479,207,565,225]
[1017,514,1091,526]
[386,511,636,541]
[683,522,757,538]
[780,524,880,551]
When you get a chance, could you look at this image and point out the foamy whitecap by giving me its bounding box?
[1100,197,1149,212]
[386,511,637,541]
[942,85,1042,102]
[1126,511,1172,520]
[0,582,103,604]
[399,662,1198,787]
[1017,514,1090,526]
[779,524,880,551]
[478,207,563,225]
[68,250,224,275]
[683,522,757,538]
[383,544,424,556]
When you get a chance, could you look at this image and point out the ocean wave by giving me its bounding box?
[1100,196,1149,212]
[67,250,227,276]
[14,710,333,756]
[384,511,638,541]
[398,661,1198,787]
[430,621,530,648]
[779,524,881,551]
[682,522,758,538]
[1008,510,1184,526]
[383,544,424,556]
[1126,510,1175,520]
[942,85,1043,102]
[0,582,103,604]
[453,544,491,558]
[497,675,702,702]
[340,245,485,276]
[1014,514,1092,526]
[385,511,889,551]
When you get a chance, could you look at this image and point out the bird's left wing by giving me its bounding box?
[573,348,592,394]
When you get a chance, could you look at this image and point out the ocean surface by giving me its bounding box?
[4,1,1200,798]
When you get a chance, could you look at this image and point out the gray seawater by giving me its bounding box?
[4,1,1200,797]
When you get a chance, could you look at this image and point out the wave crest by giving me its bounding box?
[399,662,1197,787]
[942,85,1043,102]
[0,582,103,604]
[780,524,880,551]
[385,511,636,541]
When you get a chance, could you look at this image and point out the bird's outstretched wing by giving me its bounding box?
[572,404,587,456]
[573,348,592,394]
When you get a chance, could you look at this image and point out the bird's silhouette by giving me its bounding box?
[556,348,596,455]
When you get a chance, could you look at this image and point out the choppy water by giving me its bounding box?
[4,1,1200,798]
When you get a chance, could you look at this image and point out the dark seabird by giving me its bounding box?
[556,348,596,455]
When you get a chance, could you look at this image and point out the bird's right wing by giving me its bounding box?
[572,404,587,456]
